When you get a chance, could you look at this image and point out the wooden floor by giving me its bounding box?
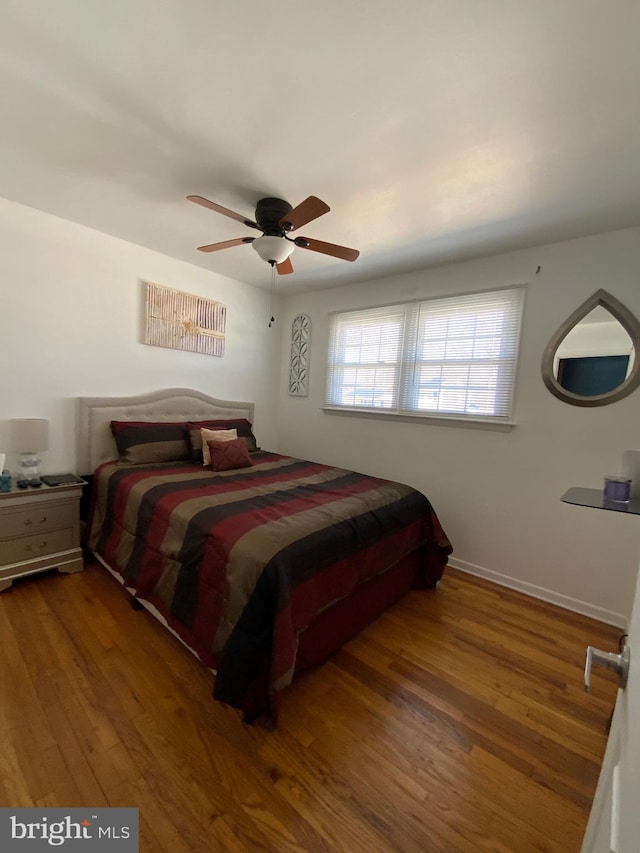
[0,560,620,853]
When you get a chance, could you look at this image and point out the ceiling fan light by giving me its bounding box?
[251,235,295,265]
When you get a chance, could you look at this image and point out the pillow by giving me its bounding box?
[111,421,190,464]
[200,427,237,466]
[207,438,253,472]
[187,418,259,462]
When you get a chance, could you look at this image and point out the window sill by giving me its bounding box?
[321,406,515,432]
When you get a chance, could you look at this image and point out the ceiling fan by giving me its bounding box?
[187,194,360,275]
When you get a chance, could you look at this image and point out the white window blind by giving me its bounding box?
[326,287,524,422]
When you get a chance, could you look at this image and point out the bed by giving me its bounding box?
[79,388,452,722]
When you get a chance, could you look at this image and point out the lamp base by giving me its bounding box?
[18,451,41,481]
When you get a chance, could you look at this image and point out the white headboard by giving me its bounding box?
[77,388,255,473]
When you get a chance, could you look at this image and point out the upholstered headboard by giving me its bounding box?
[77,388,255,473]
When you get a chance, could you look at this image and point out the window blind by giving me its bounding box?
[326,287,524,422]
[326,304,406,409]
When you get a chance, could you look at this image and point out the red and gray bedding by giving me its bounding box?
[86,451,452,719]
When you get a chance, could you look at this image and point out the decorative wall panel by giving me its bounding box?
[144,282,226,357]
[289,314,311,396]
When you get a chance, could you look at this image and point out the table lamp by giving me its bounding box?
[11,418,49,486]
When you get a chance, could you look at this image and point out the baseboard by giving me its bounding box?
[447,556,627,629]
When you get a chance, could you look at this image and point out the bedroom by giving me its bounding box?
[1,1,639,851]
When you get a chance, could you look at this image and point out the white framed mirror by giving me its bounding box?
[541,290,640,406]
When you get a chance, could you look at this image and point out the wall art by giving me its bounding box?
[144,282,226,357]
[289,313,311,396]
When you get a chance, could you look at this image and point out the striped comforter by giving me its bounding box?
[87,451,452,719]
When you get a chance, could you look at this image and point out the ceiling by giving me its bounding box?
[1,1,639,294]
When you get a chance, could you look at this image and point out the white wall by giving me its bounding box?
[277,226,640,626]
[0,197,281,473]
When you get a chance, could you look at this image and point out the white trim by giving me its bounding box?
[321,406,515,431]
[448,556,627,629]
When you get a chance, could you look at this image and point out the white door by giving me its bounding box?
[582,565,640,853]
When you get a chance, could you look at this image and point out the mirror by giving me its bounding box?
[541,290,640,406]
[554,307,633,395]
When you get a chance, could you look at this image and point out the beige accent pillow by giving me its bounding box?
[201,428,237,465]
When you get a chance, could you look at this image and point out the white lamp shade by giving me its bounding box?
[11,418,49,452]
[251,236,295,265]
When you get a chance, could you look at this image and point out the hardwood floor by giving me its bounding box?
[0,560,620,852]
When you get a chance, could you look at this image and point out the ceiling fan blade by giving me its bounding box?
[279,196,330,231]
[187,195,258,229]
[197,237,255,253]
[296,237,360,262]
[276,257,294,275]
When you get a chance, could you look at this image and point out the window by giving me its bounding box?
[325,287,525,422]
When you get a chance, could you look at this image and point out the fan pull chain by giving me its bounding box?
[268,262,276,328]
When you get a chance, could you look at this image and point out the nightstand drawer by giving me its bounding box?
[0,527,75,566]
[0,501,75,539]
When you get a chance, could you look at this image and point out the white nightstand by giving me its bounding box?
[0,480,85,591]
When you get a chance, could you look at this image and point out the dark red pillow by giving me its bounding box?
[207,438,253,472]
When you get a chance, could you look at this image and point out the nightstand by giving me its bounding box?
[0,480,86,591]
